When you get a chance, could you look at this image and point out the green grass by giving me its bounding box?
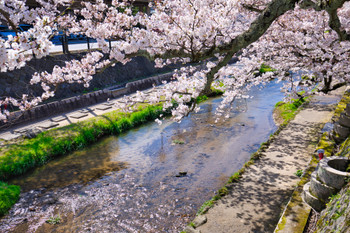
[46,214,61,225]
[196,95,208,104]
[0,104,165,181]
[172,139,185,144]
[274,97,308,124]
[259,63,275,73]
[0,105,165,217]
[295,169,303,177]
[0,182,20,216]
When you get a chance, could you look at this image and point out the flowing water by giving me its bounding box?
[0,81,285,232]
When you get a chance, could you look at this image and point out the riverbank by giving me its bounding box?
[185,86,346,233]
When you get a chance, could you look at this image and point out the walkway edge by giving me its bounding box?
[274,157,318,232]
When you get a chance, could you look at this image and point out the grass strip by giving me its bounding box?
[331,90,350,122]
[0,104,166,181]
[0,181,20,216]
[274,97,309,124]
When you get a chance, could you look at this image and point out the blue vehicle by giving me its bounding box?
[0,25,15,40]
[50,30,88,45]
[0,24,33,40]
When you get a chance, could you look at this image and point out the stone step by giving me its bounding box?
[339,112,350,128]
[302,182,325,212]
[345,103,350,116]
[317,156,350,190]
[333,123,350,139]
[309,171,337,202]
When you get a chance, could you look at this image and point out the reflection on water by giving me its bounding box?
[9,140,128,192]
[0,81,285,232]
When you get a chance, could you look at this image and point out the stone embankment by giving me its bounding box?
[0,54,176,99]
[1,72,173,128]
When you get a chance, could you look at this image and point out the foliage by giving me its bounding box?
[46,214,61,225]
[0,182,20,216]
[172,139,185,144]
[295,169,303,177]
[196,95,208,104]
[274,97,308,124]
[259,64,275,73]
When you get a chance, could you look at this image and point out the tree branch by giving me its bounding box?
[241,4,264,13]
[0,8,18,34]
[300,0,350,41]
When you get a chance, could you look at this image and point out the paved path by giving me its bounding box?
[0,89,154,141]
[195,87,345,233]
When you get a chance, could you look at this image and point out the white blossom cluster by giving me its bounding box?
[245,3,350,101]
[0,0,350,122]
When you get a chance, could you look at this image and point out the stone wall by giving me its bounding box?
[2,72,173,127]
[315,183,350,232]
[0,53,176,99]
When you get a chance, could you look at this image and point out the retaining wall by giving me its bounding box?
[2,72,173,127]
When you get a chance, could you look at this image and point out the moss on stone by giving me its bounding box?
[316,132,335,157]
[336,137,350,157]
[332,91,350,123]
[276,216,287,232]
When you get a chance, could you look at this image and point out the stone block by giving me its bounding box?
[103,102,115,106]
[333,123,350,139]
[14,128,29,134]
[309,171,336,202]
[79,108,93,113]
[96,105,112,111]
[38,121,59,129]
[183,226,200,233]
[339,113,350,128]
[70,112,88,119]
[302,182,325,212]
[192,215,207,228]
[51,116,68,122]
[317,156,350,190]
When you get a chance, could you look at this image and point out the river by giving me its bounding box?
[0,81,284,232]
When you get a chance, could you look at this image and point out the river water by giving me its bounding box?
[0,81,284,232]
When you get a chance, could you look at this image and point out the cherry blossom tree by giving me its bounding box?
[245,2,350,101]
[0,0,349,122]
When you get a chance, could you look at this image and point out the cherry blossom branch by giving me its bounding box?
[300,0,350,41]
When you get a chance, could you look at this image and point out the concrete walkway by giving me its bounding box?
[0,89,154,141]
[195,87,346,233]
